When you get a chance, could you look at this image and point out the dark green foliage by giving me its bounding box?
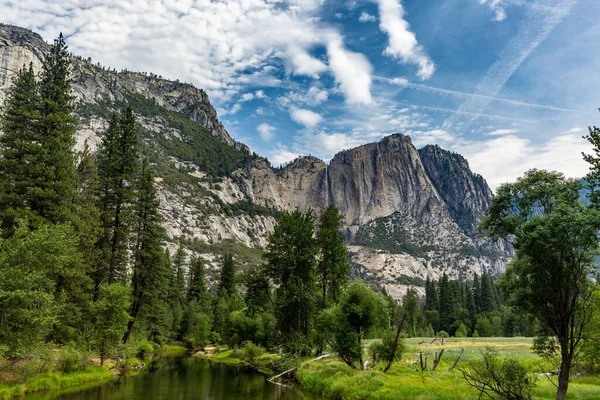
[265,210,319,346]
[0,63,43,234]
[369,327,406,368]
[0,225,81,358]
[124,160,170,343]
[91,283,131,365]
[242,266,272,315]
[316,205,350,308]
[319,281,387,370]
[187,257,208,307]
[482,169,600,400]
[97,108,139,285]
[36,33,78,227]
[218,253,236,296]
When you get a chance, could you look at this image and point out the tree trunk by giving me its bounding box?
[383,308,408,373]
[556,354,571,400]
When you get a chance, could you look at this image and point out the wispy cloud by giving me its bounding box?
[376,75,576,112]
[442,0,577,132]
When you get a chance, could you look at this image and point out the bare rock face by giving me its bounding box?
[328,134,446,226]
[418,145,492,237]
[0,24,510,295]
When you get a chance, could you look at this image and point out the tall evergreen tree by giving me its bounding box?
[265,210,318,342]
[438,273,454,331]
[123,160,169,343]
[36,33,77,226]
[188,257,208,307]
[316,205,350,308]
[0,63,43,235]
[424,277,439,311]
[97,107,139,285]
[218,253,236,296]
[480,274,497,313]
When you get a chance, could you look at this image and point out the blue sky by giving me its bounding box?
[2,0,599,189]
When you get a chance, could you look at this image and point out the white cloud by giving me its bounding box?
[455,132,592,190]
[326,33,373,105]
[410,129,453,146]
[376,0,435,80]
[1,0,370,105]
[270,145,300,166]
[290,107,323,128]
[488,128,519,136]
[287,46,328,78]
[307,86,329,105]
[240,93,255,102]
[359,12,376,23]
[494,7,507,22]
[257,123,276,141]
[255,90,266,99]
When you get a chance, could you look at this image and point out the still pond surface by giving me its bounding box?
[26,357,315,400]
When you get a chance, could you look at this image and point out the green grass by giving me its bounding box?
[296,337,600,400]
[0,367,114,400]
[197,348,281,375]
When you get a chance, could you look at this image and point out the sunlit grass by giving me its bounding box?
[296,337,600,400]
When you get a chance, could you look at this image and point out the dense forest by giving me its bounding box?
[0,34,599,400]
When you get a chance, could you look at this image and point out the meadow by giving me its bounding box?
[296,337,600,400]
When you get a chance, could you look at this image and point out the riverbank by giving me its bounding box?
[0,367,115,400]
[194,347,281,376]
[0,344,190,399]
[295,338,600,400]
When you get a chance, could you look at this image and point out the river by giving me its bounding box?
[25,357,316,400]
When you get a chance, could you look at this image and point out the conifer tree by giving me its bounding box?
[123,160,169,343]
[97,107,139,285]
[424,277,439,311]
[316,205,350,308]
[36,33,77,226]
[188,257,208,307]
[480,273,497,313]
[218,253,236,296]
[0,63,43,235]
[171,244,187,337]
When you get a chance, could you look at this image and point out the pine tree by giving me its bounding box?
[171,243,187,337]
[473,273,482,313]
[438,273,454,332]
[36,33,78,226]
[480,273,497,313]
[424,278,439,311]
[316,205,350,308]
[0,63,43,235]
[123,160,169,343]
[188,257,208,307]
[218,253,236,296]
[97,107,139,285]
[265,210,318,341]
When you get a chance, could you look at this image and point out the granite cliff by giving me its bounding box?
[0,24,509,297]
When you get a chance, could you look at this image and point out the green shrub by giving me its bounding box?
[58,346,86,373]
[437,330,449,338]
[455,323,468,338]
[460,347,537,400]
[240,341,265,367]
[136,341,154,359]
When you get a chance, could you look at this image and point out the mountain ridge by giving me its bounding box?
[0,24,509,298]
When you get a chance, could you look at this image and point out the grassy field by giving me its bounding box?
[296,337,600,400]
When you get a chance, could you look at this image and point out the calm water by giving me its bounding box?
[26,357,315,400]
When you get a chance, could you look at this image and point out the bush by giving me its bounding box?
[240,341,265,367]
[273,354,300,374]
[58,346,86,373]
[437,330,449,338]
[136,341,154,359]
[460,347,537,400]
[368,328,405,367]
[455,323,468,338]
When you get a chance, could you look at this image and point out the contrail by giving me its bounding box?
[374,75,576,112]
[418,105,538,123]
[441,0,578,132]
